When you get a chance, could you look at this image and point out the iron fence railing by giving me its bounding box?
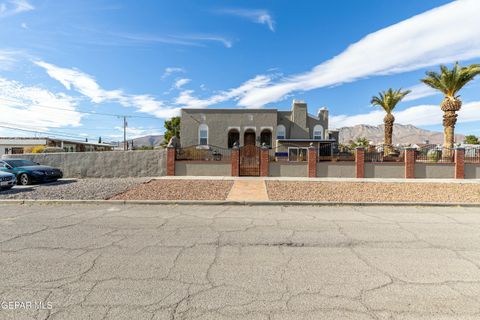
[414,145,454,163]
[175,144,231,161]
[464,146,480,163]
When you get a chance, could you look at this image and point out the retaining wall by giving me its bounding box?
[414,163,455,179]
[317,162,356,178]
[464,163,480,179]
[2,150,166,178]
[364,162,404,179]
[269,162,308,177]
[175,162,230,176]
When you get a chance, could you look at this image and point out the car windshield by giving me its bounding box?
[4,160,38,167]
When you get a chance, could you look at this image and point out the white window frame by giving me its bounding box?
[198,124,209,145]
[288,147,308,162]
[277,125,286,140]
[313,125,324,140]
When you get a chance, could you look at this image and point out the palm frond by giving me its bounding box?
[371,88,410,113]
[421,62,480,98]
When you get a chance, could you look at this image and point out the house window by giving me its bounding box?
[288,147,308,161]
[313,125,323,140]
[199,124,208,145]
[277,125,286,139]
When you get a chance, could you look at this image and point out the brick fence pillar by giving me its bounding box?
[231,145,239,177]
[355,147,364,178]
[404,147,416,179]
[455,148,465,179]
[167,146,175,176]
[260,145,269,177]
[308,144,317,178]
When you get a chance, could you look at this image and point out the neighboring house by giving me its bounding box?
[0,137,114,156]
[180,100,338,160]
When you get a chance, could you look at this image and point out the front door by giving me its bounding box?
[244,131,256,146]
[239,145,260,176]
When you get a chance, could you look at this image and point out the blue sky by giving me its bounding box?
[1,0,480,142]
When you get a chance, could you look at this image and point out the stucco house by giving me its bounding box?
[180,100,338,160]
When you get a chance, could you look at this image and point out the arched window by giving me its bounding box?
[277,125,286,140]
[313,125,324,140]
[227,129,240,148]
[199,124,208,145]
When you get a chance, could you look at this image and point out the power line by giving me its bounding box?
[0,124,98,141]
[0,97,162,119]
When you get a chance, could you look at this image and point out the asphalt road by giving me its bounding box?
[1,204,480,319]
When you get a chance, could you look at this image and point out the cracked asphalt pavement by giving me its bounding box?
[1,204,480,319]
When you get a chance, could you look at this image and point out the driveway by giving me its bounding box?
[1,204,480,319]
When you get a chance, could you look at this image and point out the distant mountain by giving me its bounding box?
[132,134,164,147]
[337,124,465,145]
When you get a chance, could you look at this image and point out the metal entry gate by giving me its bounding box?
[239,145,260,176]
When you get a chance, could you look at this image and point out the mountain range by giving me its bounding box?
[337,124,465,145]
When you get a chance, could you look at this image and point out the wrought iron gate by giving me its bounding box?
[239,145,260,176]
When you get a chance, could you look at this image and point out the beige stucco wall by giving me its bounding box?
[414,163,455,179]
[317,162,355,178]
[2,150,166,178]
[365,163,404,178]
[175,162,231,176]
[269,162,308,177]
[465,163,480,179]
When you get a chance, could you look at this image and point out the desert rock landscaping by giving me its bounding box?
[111,179,234,200]
[266,181,480,203]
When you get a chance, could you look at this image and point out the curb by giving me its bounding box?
[0,199,479,207]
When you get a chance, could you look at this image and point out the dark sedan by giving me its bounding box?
[0,159,63,185]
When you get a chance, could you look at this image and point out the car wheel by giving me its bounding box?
[19,173,30,186]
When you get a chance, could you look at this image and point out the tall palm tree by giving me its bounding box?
[371,88,411,155]
[421,63,480,150]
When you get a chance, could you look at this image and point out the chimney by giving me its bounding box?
[317,107,328,122]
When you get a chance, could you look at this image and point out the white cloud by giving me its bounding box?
[330,100,480,128]
[0,49,18,70]
[20,21,27,29]
[106,32,233,48]
[161,67,185,80]
[0,0,33,18]
[196,0,480,108]
[174,75,272,109]
[217,8,275,32]
[35,60,181,119]
[174,78,191,89]
[0,77,82,131]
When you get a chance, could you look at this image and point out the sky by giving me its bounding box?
[1,0,480,142]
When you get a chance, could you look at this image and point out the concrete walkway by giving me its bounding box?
[227,179,269,201]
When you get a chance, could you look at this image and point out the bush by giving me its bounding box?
[24,145,45,153]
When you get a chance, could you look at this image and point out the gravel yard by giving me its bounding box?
[0,178,149,200]
[111,179,234,200]
[266,181,480,203]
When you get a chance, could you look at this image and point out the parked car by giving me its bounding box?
[0,171,16,190]
[0,159,63,186]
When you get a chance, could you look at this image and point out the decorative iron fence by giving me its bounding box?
[414,145,454,163]
[364,145,404,162]
[465,146,480,163]
[175,145,231,162]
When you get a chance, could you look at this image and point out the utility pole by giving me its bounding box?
[123,116,127,151]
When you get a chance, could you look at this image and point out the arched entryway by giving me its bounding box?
[260,129,272,147]
[244,129,256,146]
[228,129,240,148]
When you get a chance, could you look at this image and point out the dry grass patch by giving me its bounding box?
[266,181,480,203]
[111,179,234,200]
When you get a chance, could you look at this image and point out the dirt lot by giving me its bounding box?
[266,181,480,203]
[111,179,234,200]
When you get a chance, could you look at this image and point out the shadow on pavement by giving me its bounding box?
[0,179,77,195]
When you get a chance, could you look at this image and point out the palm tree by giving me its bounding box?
[371,88,411,155]
[421,63,480,150]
